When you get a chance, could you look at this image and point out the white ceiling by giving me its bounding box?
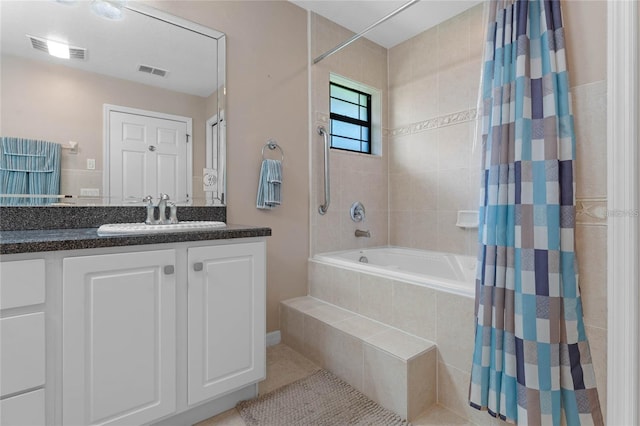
[291,0,482,49]
[0,1,220,97]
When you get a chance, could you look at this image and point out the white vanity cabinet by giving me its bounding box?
[187,242,266,405]
[0,259,46,426]
[62,250,177,426]
[57,238,266,426]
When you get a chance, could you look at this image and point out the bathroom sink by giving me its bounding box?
[97,221,227,236]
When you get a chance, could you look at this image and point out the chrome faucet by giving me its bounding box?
[157,193,169,223]
[355,229,371,238]
[144,193,177,225]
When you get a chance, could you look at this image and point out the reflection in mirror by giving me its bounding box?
[0,1,226,206]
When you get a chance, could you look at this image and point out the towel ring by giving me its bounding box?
[262,139,284,162]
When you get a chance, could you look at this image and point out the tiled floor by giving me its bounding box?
[195,343,472,426]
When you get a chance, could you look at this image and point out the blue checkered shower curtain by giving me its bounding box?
[468,1,603,424]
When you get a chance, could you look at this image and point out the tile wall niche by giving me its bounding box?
[310,13,389,255]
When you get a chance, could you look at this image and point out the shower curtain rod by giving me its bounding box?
[313,0,421,64]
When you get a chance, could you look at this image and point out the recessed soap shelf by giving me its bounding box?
[456,210,479,229]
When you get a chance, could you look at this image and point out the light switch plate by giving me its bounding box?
[80,188,100,197]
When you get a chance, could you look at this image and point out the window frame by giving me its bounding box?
[329,82,372,155]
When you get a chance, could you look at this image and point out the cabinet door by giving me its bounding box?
[0,259,45,310]
[0,389,45,426]
[187,242,266,405]
[63,250,176,426]
[0,313,45,397]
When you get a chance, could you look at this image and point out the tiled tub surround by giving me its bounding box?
[280,252,486,423]
[310,13,390,256]
[387,4,485,257]
[280,296,437,421]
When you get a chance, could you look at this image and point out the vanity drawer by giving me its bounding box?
[0,388,45,426]
[0,312,45,397]
[0,259,45,310]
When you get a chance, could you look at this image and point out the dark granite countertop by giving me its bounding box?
[0,224,271,255]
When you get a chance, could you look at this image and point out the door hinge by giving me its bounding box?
[186,134,190,142]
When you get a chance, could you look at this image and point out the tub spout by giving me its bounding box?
[355,229,370,238]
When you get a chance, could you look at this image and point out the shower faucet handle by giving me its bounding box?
[350,201,366,222]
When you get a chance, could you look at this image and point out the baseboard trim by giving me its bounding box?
[266,330,281,347]
[151,384,257,426]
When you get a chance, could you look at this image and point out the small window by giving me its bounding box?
[329,82,372,154]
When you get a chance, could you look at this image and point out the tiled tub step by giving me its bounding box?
[280,296,437,421]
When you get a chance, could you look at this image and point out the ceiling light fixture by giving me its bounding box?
[46,39,71,59]
[90,0,127,20]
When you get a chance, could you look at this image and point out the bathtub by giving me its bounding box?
[312,246,476,298]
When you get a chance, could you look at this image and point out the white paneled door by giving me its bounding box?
[106,105,192,204]
[62,250,177,426]
[187,242,266,405]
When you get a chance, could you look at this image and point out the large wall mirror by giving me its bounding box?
[0,0,226,206]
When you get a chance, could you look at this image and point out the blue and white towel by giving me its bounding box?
[256,159,282,209]
[0,137,61,205]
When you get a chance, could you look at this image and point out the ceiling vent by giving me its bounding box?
[28,35,87,60]
[138,64,168,78]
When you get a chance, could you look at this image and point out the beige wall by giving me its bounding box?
[0,0,310,340]
[1,55,211,201]
[310,14,389,255]
[149,1,309,333]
